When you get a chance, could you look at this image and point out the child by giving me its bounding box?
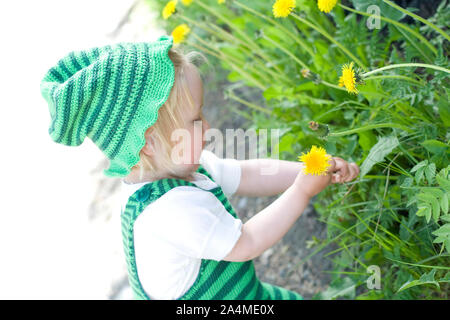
[41,35,360,300]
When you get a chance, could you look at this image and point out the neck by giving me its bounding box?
[123,167,197,184]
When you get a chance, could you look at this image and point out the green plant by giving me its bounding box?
[151,0,450,299]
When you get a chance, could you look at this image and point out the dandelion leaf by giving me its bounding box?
[319,277,356,300]
[397,269,440,293]
[360,135,399,179]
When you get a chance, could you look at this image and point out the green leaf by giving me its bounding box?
[319,277,356,300]
[440,193,449,216]
[421,187,444,198]
[416,202,432,223]
[277,133,295,154]
[410,160,428,173]
[421,140,449,156]
[360,135,399,178]
[352,0,406,21]
[324,138,337,155]
[425,187,450,217]
[424,205,432,223]
[440,272,450,282]
[417,191,442,222]
[437,94,450,126]
[358,130,377,152]
[263,85,297,102]
[415,167,426,184]
[227,70,241,82]
[400,177,414,188]
[399,219,410,241]
[424,163,437,185]
[432,223,450,237]
[432,198,441,223]
[356,290,385,300]
[397,269,440,293]
[263,86,282,101]
[432,223,450,253]
[406,197,417,208]
[436,175,450,192]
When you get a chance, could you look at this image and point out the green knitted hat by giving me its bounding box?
[40,35,175,178]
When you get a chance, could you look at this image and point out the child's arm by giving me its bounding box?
[223,180,312,262]
[235,157,359,197]
[224,157,359,262]
[235,158,303,197]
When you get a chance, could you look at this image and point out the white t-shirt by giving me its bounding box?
[120,150,243,300]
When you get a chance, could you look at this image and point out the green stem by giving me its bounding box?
[397,142,418,166]
[370,100,416,127]
[188,30,273,85]
[329,122,414,137]
[351,209,393,250]
[261,33,308,69]
[179,14,289,88]
[324,239,374,258]
[321,80,346,91]
[393,100,433,124]
[185,38,267,90]
[293,212,380,268]
[416,254,450,266]
[194,0,284,75]
[322,270,370,276]
[205,22,295,86]
[382,0,450,42]
[226,90,272,115]
[393,25,433,64]
[342,242,369,269]
[178,15,266,76]
[229,105,252,120]
[178,13,296,88]
[290,12,366,70]
[386,257,450,270]
[364,75,425,86]
[296,95,335,106]
[363,63,450,77]
[315,101,371,121]
[338,3,438,56]
[233,0,315,58]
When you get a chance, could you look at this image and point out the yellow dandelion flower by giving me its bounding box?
[338,62,358,94]
[272,0,296,18]
[298,145,332,176]
[172,24,191,44]
[181,0,193,5]
[317,0,338,13]
[218,0,226,4]
[163,0,178,20]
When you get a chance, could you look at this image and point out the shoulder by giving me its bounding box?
[199,149,241,196]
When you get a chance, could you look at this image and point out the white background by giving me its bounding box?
[0,0,164,299]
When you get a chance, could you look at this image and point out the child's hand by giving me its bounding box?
[293,157,335,198]
[329,156,360,184]
[294,156,360,198]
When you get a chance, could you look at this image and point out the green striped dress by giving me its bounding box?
[120,164,303,300]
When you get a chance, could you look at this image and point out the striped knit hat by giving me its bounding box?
[40,35,175,178]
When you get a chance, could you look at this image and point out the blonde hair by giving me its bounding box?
[133,45,210,181]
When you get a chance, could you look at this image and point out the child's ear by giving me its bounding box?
[142,135,156,157]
